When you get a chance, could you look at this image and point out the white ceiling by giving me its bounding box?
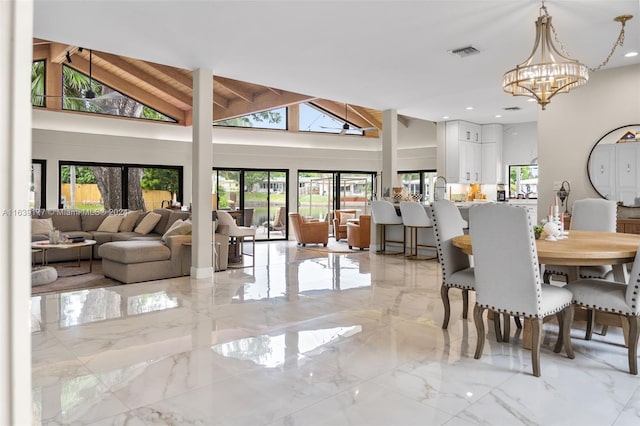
[33,0,640,125]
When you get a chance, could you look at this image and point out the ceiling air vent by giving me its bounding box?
[503,106,521,111]
[448,46,480,58]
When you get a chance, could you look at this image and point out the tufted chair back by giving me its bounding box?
[470,203,543,317]
[431,200,469,280]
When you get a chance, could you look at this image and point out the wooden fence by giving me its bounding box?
[60,184,172,210]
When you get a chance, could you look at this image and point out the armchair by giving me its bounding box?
[347,215,370,250]
[289,213,328,246]
[333,209,357,241]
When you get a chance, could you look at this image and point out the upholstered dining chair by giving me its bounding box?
[333,209,357,241]
[370,200,405,254]
[216,210,256,267]
[347,214,371,250]
[470,203,575,377]
[565,248,640,374]
[399,201,436,260]
[544,198,617,284]
[431,199,475,328]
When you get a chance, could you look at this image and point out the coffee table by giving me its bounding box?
[31,239,97,275]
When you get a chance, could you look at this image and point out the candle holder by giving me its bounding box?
[557,180,571,214]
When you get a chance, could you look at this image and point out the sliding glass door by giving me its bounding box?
[214,168,288,241]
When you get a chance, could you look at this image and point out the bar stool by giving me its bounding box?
[370,200,405,254]
[216,210,256,268]
[399,201,436,260]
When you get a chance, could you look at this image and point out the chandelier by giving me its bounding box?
[503,3,633,110]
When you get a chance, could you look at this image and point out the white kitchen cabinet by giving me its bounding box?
[589,144,615,200]
[481,124,503,184]
[616,143,640,206]
[445,120,483,183]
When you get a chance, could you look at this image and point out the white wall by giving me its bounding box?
[538,64,640,220]
[32,110,437,209]
[503,121,537,167]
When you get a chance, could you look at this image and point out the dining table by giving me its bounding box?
[451,230,640,349]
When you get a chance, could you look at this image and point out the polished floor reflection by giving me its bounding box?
[32,241,640,425]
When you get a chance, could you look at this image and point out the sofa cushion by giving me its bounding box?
[81,212,109,232]
[119,210,141,232]
[32,218,53,234]
[151,209,173,235]
[51,214,82,232]
[99,241,171,264]
[89,231,117,245]
[135,212,162,235]
[97,215,124,232]
[111,232,162,241]
[165,211,192,233]
[340,212,355,224]
[162,220,192,241]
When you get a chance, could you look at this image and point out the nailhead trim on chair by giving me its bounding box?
[572,301,640,316]
[478,302,572,319]
[431,208,474,290]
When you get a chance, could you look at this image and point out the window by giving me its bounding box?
[299,103,364,135]
[509,165,538,199]
[214,107,286,130]
[59,162,183,211]
[61,65,176,122]
[31,60,45,107]
[398,170,438,202]
[31,160,46,209]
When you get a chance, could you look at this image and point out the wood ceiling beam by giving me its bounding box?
[142,61,230,110]
[49,43,78,64]
[214,76,256,103]
[266,87,282,95]
[349,105,382,130]
[92,51,193,107]
[33,45,49,61]
[214,90,316,121]
[66,56,186,123]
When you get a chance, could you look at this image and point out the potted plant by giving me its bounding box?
[534,225,544,240]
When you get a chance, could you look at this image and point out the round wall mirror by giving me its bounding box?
[588,124,640,207]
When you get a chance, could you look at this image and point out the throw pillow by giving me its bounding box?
[134,212,162,235]
[119,210,140,232]
[161,220,192,241]
[32,218,53,234]
[97,215,125,233]
[339,212,355,225]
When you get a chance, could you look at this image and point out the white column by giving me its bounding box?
[372,109,399,251]
[0,0,34,424]
[381,109,399,197]
[190,68,214,278]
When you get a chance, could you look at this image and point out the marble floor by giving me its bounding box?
[32,241,640,426]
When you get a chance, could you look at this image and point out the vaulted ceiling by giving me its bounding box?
[33,39,383,136]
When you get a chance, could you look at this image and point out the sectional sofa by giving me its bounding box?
[31,208,229,283]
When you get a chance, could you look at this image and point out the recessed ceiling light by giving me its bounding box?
[625,51,639,58]
[443,116,450,119]
[527,98,536,102]
[495,114,502,118]
[465,106,474,110]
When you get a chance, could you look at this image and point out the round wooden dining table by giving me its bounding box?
[452,230,640,282]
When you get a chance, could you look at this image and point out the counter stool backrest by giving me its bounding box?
[399,201,431,227]
[371,200,403,225]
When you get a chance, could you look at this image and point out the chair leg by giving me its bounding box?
[502,313,511,343]
[585,309,595,340]
[462,289,469,319]
[563,305,575,359]
[473,304,485,360]
[543,270,551,284]
[514,316,522,329]
[554,311,564,354]
[531,317,543,377]
[600,325,609,336]
[493,311,503,343]
[627,316,639,375]
[441,285,451,329]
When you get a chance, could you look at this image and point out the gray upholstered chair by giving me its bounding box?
[544,198,617,284]
[470,203,575,377]
[399,201,435,260]
[566,249,640,374]
[217,210,256,267]
[370,200,404,254]
[431,199,475,328]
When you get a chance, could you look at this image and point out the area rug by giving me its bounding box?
[32,261,120,295]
